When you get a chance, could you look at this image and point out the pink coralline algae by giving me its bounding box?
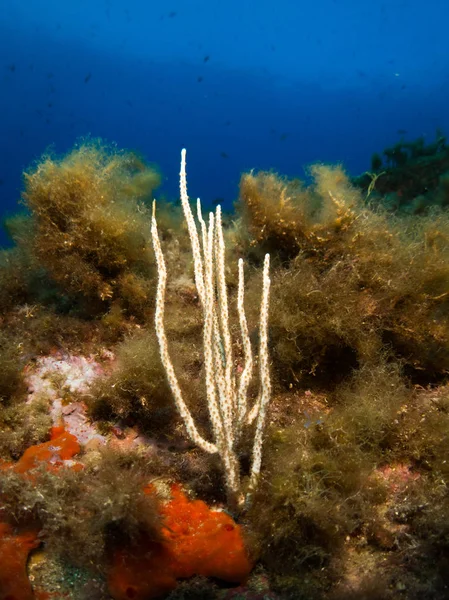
[24,351,112,445]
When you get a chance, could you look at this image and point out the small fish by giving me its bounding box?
[168,11,177,17]
[84,72,92,83]
[197,76,203,83]
[220,151,228,159]
[204,55,210,63]
[7,63,15,72]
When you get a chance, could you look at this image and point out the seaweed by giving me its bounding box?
[20,139,160,313]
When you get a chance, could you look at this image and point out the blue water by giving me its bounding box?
[1,0,448,247]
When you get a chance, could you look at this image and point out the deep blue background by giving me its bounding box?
[1,0,448,247]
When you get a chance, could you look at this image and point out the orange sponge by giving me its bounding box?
[13,428,81,474]
[108,484,253,600]
[0,522,40,600]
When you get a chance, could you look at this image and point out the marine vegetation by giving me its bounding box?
[1,138,449,598]
[12,139,161,316]
[353,130,449,213]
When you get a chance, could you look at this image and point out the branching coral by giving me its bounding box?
[152,150,272,510]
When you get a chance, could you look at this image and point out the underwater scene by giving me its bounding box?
[1,1,449,599]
